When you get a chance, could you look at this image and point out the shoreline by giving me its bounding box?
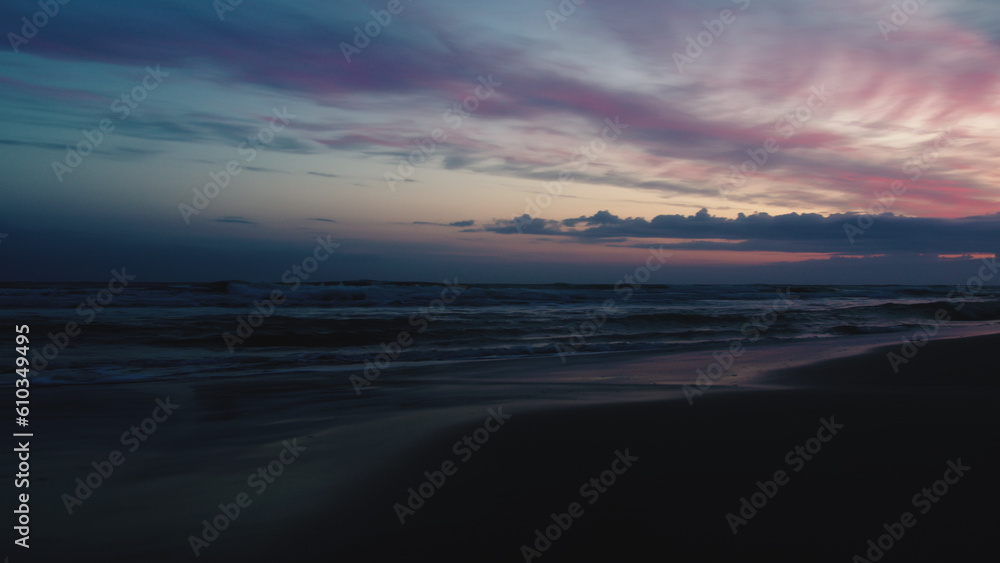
[23,327,1000,561]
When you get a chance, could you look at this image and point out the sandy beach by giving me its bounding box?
[18,328,998,562]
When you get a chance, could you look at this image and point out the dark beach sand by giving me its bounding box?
[23,329,1000,562]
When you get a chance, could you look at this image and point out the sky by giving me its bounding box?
[1,0,999,284]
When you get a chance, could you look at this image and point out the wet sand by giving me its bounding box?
[23,329,1000,562]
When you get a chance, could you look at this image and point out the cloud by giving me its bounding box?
[307,171,339,178]
[5,0,999,218]
[0,139,69,151]
[413,220,476,227]
[215,216,256,225]
[483,209,1000,256]
[243,166,288,174]
[0,139,159,161]
[484,214,565,235]
[563,210,625,226]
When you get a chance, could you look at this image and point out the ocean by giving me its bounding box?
[4,281,999,386]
